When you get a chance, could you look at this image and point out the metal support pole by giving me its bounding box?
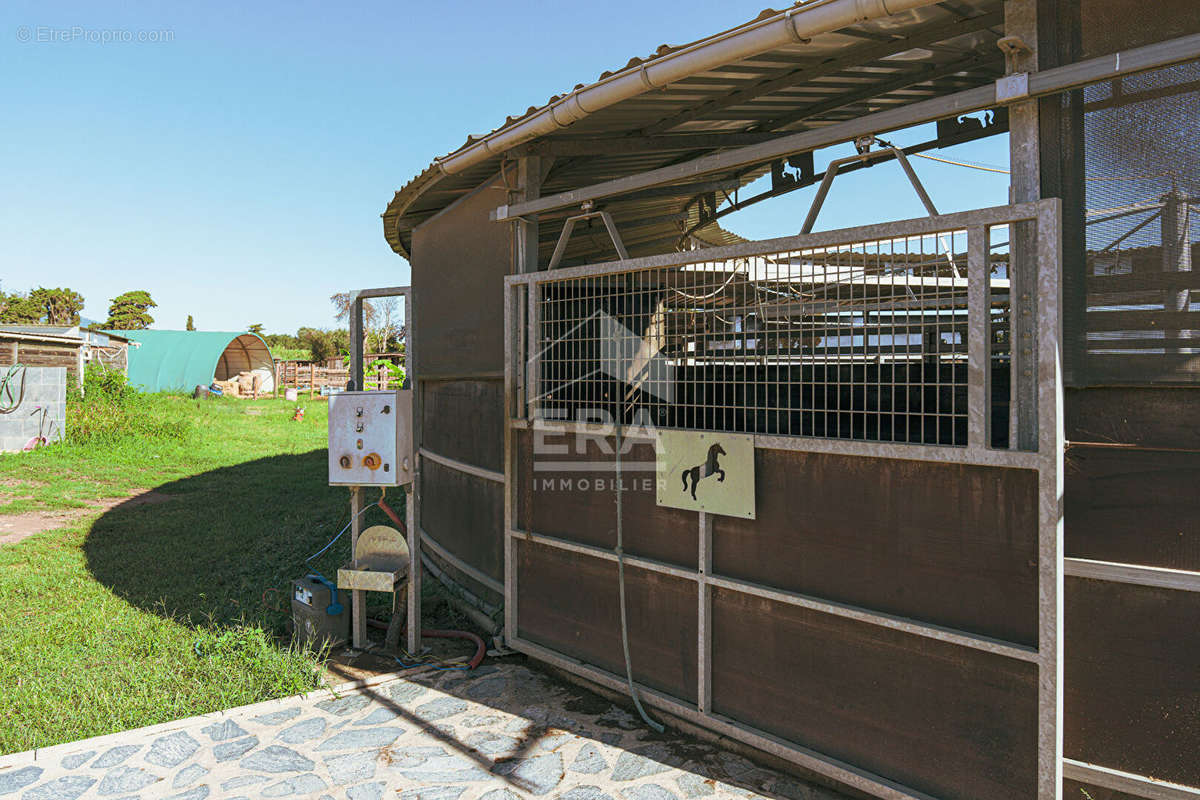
[350,293,365,391]
[697,511,712,714]
[1162,189,1193,353]
[350,486,366,649]
[405,482,420,654]
[966,226,989,449]
[1006,0,1040,452]
[517,156,542,272]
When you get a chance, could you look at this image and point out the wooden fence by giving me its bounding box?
[273,353,406,398]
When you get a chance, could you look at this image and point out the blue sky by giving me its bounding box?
[1,2,1008,334]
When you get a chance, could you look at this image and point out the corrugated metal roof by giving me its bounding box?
[383,0,1005,264]
[0,324,81,339]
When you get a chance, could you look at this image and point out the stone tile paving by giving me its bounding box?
[0,662,848,800]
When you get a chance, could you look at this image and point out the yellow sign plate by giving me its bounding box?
[656,431,755,519]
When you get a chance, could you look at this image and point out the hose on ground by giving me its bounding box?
[373,495,487,671]
[365,617,486,670]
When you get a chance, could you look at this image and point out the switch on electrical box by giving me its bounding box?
[328,390,413,486]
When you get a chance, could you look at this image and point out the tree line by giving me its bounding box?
[252,294,405,362]
[0,286,404,363]
[0,286,156,329]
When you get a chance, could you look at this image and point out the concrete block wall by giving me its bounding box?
[0,367,67,453]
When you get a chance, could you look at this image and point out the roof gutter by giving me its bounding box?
[432,0,944,177]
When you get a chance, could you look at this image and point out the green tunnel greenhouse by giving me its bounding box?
[112,330,275,393]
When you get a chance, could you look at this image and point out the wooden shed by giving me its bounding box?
[0,326,85,386]
[0,326,131,389]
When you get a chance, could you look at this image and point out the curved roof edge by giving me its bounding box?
[382,0,944,259]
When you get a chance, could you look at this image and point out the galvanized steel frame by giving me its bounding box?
[501,200,1064,800]
[346,285,422,656]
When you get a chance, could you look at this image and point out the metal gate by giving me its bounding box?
[503,200,1063,800]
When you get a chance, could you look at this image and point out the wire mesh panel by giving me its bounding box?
[1075,62,1200,383]
[504,200,1063,800]
[532,229,995,446]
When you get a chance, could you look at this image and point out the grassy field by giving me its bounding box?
[0,382,398,754]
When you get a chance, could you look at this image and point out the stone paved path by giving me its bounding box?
[0,662,846,800]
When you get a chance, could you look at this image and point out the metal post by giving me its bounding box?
[517,157,542,272]
[504,159,542,649]
[1006,0,1040,452]
[350,293,365,391]
[350,486,366,649]
[966,225,989,449]
[405,482,420,654]
[1162,189,1193,354]
[1034,198,1064,800]
[697,511,712,714]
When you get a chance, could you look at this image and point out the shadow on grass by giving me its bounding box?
[80,452,850,799]
[84,449,364,632]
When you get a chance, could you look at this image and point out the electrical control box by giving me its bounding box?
[328,389,413,486]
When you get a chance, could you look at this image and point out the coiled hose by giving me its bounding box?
[0,365,27,414]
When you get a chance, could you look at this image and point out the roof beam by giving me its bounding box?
[639,10,1002,136]
[508,132,786,157]
[752,51,1001,131]
[492,32,1200,220]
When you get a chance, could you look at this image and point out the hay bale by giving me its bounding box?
[213,378,239,397]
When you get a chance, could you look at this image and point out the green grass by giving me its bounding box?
[0,390,388,754]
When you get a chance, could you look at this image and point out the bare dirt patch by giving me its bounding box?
[0,489,173,545]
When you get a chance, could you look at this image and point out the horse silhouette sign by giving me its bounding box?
[656,431,755,519]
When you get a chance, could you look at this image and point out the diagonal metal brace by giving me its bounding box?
[801,138,961,277]
[548,209,629,270]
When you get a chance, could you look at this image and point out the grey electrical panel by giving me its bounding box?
[327,389,413,486]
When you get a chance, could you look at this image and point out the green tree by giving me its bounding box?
[31,287,85,326]
[247,323,265,335]
[105,290,157,330]
[186,315,195,331]
[297,327,349,362]
[0,292,43,323]
[264,332,302,350]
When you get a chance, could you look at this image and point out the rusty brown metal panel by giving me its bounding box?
[1079,0,1200,59]
[1066,387,1200,450]
[514,428,697,569]
[411,179,510,603]
[411,180,511,377]
[516,538,698,703]
[420,457,504,583]
[1065,446,1200,571]
[1065,577,1200,788]
[710,587,1038,800]
[712,449,1040,646]
[421,379,504,473]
